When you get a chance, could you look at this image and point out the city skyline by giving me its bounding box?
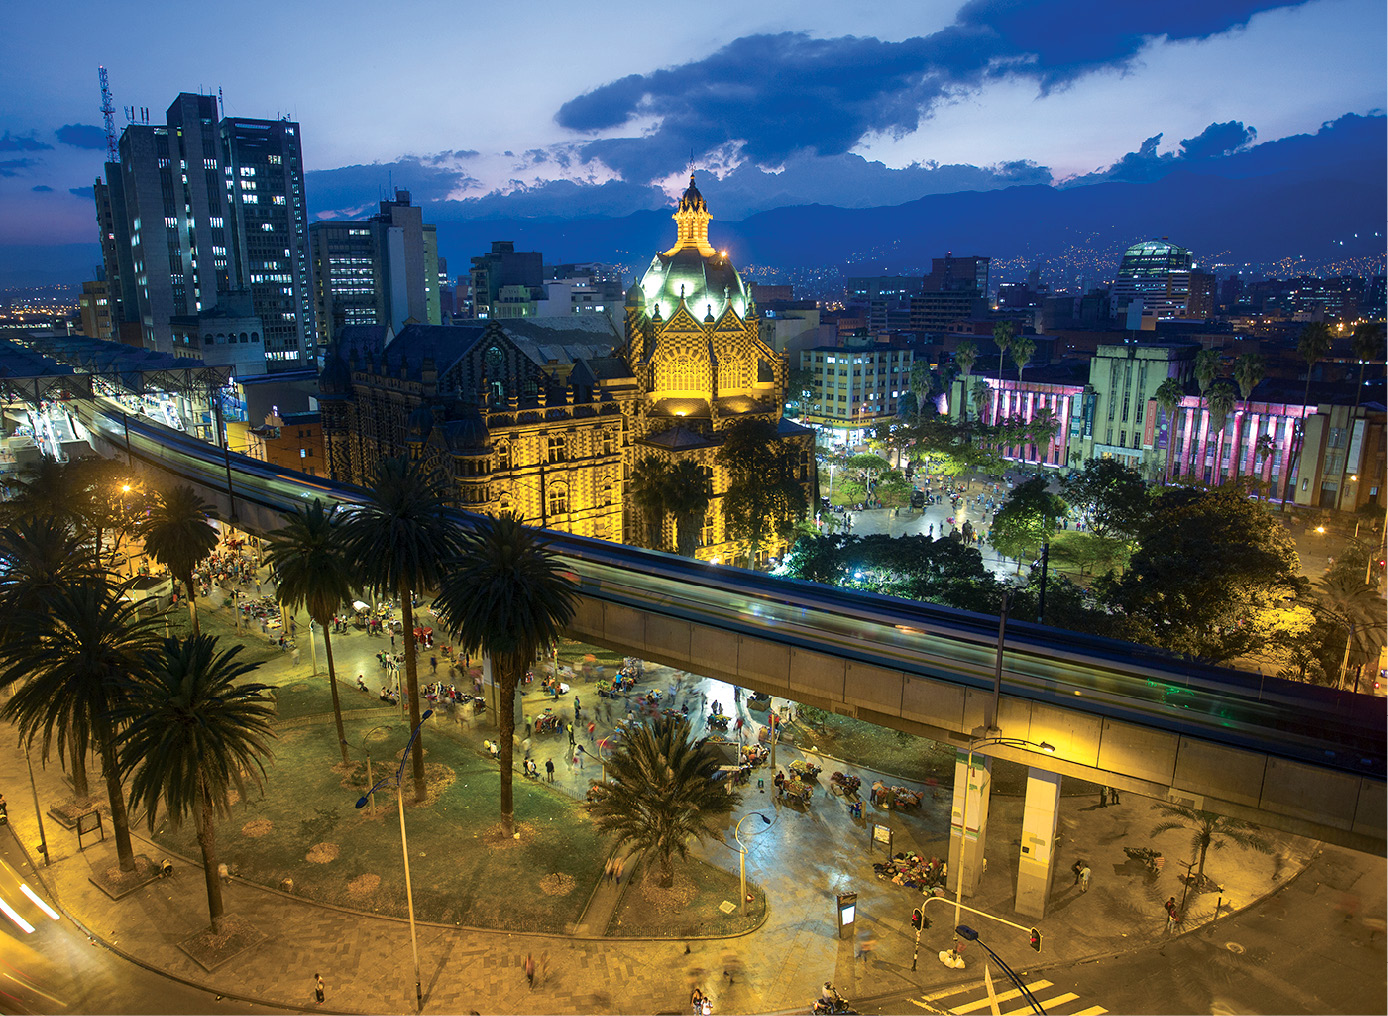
[0,0,1384,277]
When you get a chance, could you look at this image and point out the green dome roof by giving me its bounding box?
[637,246,749,323]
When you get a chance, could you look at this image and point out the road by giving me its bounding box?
[861,845,1386,1016]
[0,830,281,1014]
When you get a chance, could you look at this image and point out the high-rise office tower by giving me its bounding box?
[309,190,441,346]
[94,92,313,370]
[221,116,313,366]
[923,254,990,296]
[1109,239,1196,320]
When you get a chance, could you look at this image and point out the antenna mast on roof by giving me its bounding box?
[98,65,118,163]
[218,86,224,118]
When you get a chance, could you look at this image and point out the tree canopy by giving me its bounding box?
[1060,459,1150,539]
[989,477,1067,565]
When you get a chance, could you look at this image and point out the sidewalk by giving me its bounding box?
[0,563,1323,1015]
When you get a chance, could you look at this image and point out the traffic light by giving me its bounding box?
[911,908,922,930]
[1029,927,1043,952]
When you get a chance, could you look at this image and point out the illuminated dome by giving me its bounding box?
[636,175,750,323]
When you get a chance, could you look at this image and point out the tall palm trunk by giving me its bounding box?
[99,732,136,872]
[497,649,525,837]
[323,626,348,765]
[398,580,427,802]
[181,568,200,636]
[196,780,226,933]
[69,722,90,800]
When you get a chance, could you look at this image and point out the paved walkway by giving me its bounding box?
[0,554,1339,1015]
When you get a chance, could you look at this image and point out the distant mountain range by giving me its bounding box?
[4,114,1382,291]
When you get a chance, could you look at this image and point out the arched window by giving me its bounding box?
[663,356,696,391]
[240,332,249,343]
[547,484,568,517]
[484,346,505,403]
[251,332,260,343]
[203,333,213,346]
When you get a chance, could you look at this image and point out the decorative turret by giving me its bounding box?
[664,174,716,257]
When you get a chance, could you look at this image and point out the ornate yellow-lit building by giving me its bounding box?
[318,175,814,562]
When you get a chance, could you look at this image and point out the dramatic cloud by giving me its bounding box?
[0,158,39,177]
[31,184,52,192]
[1178,120,1258,160]
[68,185,94,199]
[1064,120,1260,185]
[305,157,480,221]
[0,131,52,152]
[56,123,108,150]
[555,1,1311,181]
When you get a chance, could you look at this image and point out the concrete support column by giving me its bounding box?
[1015,767,1062,920]
[948,751,992,899]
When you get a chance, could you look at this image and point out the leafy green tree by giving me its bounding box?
[1102,484,1302,662]
[989,477,1067,568]
[627,455,673,551]
[991,322,1015,425]
[432,514,576,836]
[1153,376,1186,484]
[117,635,275,932]
[666,460,712,558]
[1151,804,1272,885]
[140,484,219,636]
[785,364,815,417]
[1060,459,1150,539]
[716,418,808,568]
[0,577,164,872]
[587,716,740,888]
[344,456,465,802]
[264,500,356,765]
[875,470,914,510]
[846,453,891,493]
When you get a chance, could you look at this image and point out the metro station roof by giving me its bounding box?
[5,332,232,403]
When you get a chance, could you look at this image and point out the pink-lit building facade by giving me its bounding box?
[950,341,1384,512]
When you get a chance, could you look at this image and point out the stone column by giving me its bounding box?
[1015,767,1062,920]
[949,751,992,899]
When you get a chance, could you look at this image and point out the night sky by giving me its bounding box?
[1,0,1383,273]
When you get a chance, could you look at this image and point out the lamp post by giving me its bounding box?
[25,747,49,866]
[945,735,1054,969]
[343,725,392,816]
[357,709,432,1011]
[734,811,772,916]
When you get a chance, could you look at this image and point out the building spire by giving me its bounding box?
[664,173,716,257]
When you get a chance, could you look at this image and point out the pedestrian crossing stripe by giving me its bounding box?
[915,977,1107,1016]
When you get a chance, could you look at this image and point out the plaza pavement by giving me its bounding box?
[0,565,1327,1016]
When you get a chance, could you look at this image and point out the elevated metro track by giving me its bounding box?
[71,396,1386,853]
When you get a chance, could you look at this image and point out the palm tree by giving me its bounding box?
[0,577,164,872]
[1287,322,1333,500]
[954,340,978,422]
[628,455,672,551]
[1207,380,1238,486]
[264,500,355,764]
[1151,804,1272,885]
[1193,349,1221,479]
[0,518,101,801]
[665,460,712,557]
[1231,353,1266,481]
[970,378,992,433]
[1336,323,1385,511]
[1009,335,1036,394]
[0,456,86,526]
[343,456,465,803]
[587,715,740,887]
[1312,573,1387,691]
[117,635,275,933]
[1153,377,1185,484]
[432,514,576,837]
[140,485,219,636]
[992,322,1015,425]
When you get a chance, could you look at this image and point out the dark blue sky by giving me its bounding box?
[0,0,1382,257]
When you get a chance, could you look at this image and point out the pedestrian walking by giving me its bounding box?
[292,646,301,666]
[1107,786,1121,805]
[314,973,325,1004]
[614,856,625,885]
[1098,786,1108,807]
[575,749,584,770]
[1164,896,1179,931]
[604,857,615,884]
[857,930,878,962]
[545,759,555,782]
[430,655,437,675]
[1079,864,1091,892]
[567,723,576,746]
[1072,859,1084,885]
[525,952,535,989]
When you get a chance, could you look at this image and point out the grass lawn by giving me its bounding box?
[151,713,608,931]
[607,855,765,938]
[797,713,1098,798]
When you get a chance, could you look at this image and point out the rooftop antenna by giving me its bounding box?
[97,65,118,163]
[218,86,224,118]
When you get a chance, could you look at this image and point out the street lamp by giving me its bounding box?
[357,709,432,1011]
[734,811,772,916]
[945,735,1054,969]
